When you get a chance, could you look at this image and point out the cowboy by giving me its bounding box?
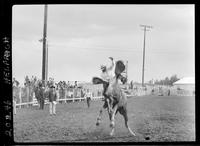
[100,57,115,112]
[100,58,128,111]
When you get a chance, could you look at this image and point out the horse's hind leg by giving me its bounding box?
[120,107,136,136]
[96,109,103,126]
[109,104,118,136]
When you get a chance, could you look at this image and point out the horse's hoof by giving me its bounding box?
[110,121,114,128]
[109,131,114,136]
[131,133,136,136]
[145,136,150,140]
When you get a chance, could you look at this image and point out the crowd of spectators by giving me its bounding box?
[12,76,77,88]
[12,76,86,101]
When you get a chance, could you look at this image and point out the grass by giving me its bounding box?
[14,95,195,142]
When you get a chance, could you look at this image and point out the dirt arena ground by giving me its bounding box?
[14,95,195,143]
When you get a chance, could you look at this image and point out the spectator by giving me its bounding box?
[24,75,30,87]
[38,82,45,110]
[67,81,70,87]
[168,89,170,96]
[13,77,20,87]
[73,81,78,98]
[130,80,133,89]
[74,81,78,88]
[48,85,57,115]
[151,88,155,95]
[85,89,92,108]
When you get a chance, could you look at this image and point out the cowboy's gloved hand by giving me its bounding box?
[122,77,127,84]
[109,57,113,61]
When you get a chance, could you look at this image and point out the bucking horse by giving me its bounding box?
[92,60,136,136]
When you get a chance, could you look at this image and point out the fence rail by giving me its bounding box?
[15,95,104,108]
[13,85,103,108]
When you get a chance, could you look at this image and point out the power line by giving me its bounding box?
[45,41,188,55]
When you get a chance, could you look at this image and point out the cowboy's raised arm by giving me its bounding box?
[107,57,114,71]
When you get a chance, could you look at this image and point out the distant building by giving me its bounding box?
[173,77,195,91]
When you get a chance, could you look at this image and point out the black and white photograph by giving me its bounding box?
[11,4,195,142]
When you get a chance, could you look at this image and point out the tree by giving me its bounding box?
[169,74,179,85]
[153,74,179,86]
[164,77,170,85]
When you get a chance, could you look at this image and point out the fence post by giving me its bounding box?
[79,89,81,102]
[33,92,35,105]
[57,89,60,104]
[13,98,16,115]
[27,86,29,108]
[19,87,22,109]
[73,89,75,102]
[65,89,67,103]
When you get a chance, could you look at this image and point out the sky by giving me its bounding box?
[12,4,195,85]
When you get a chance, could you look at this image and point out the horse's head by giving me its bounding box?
[115,60,125,77]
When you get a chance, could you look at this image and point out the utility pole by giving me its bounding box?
[46,41,48,82]
[42,5,48,85]
[126,60,128,89]
[126,60,128,82]
[140,24,152,87]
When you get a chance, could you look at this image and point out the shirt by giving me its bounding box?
[48,89,57,102]
[101,59,115,82]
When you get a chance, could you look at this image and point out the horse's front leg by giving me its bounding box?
[96,97,112,126]
[109,104,118,136]
[106,98,112,114]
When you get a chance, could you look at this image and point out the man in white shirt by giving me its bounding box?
[101,57,115,82]
[100,57,115,112]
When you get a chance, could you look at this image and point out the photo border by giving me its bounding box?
[1,0,199,145]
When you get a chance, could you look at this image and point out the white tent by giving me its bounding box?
[173,77,195,85]
[173,77,195,91]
